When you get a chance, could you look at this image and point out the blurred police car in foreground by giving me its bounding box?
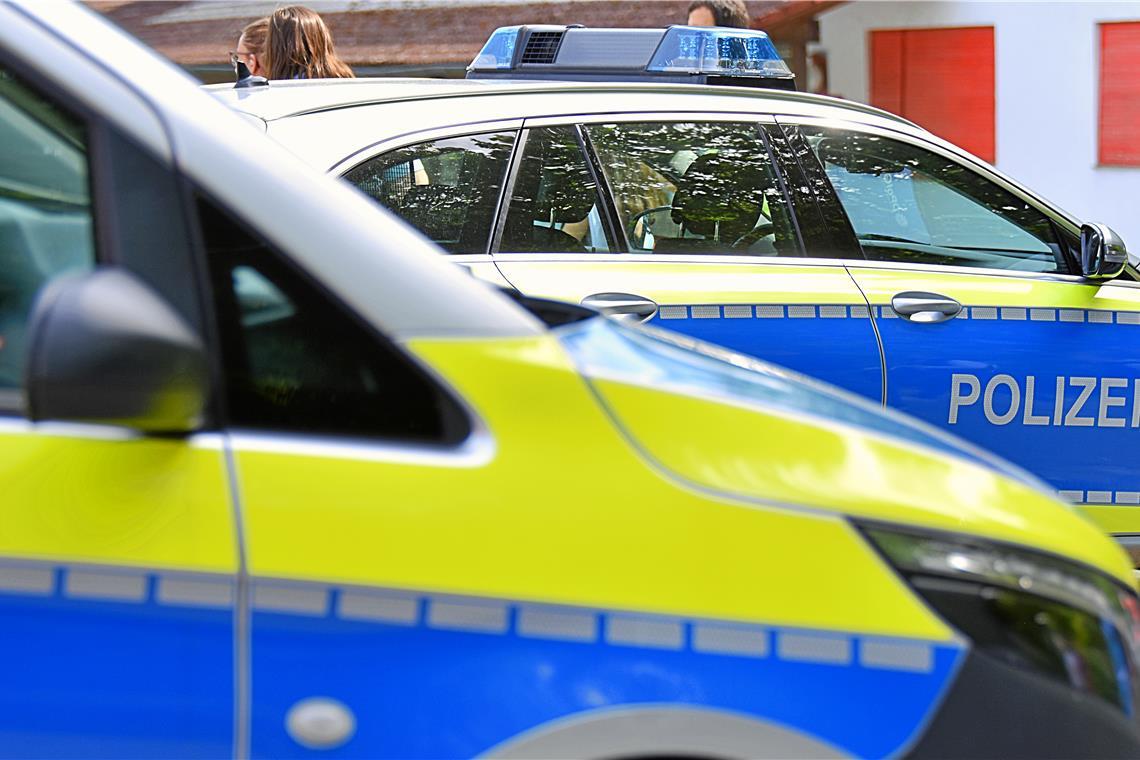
[213,24,1140,554]
[2,3,1139,756]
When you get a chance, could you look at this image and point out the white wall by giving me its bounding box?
[819,1,1140,248]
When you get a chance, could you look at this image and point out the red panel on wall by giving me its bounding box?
[1099,22,1140,167]
[870,27,995,163]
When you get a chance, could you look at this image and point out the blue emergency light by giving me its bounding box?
[467,25,795,90]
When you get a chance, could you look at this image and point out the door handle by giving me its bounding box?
[890,291,962,323]
[581,292,658,323]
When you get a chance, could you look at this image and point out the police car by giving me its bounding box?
[212,25,1140,554]
[2,3,1139,756]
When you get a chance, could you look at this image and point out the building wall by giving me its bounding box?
[819,1,1140,249]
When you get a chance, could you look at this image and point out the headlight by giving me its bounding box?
[860,523,1140,720]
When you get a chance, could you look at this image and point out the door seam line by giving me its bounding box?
[845,264,888,406]
[223,435,251,760]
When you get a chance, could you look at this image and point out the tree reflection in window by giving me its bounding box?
[584,121,795,256]
[344,131,515,254]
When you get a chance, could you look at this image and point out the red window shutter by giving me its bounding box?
[1100,22,1140,166]
[870,27,995,163]
[870,30,904,114]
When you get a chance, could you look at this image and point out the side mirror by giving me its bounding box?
[25,268,208,434]
[1080,222,1128,280]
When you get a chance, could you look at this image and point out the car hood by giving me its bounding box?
[556,317,1134,585]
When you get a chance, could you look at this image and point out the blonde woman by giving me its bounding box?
[266,6,354,80]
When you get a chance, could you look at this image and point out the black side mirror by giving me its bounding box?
[1080,222,1128,280]
[24,268,208,434]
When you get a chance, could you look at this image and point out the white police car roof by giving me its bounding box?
[207,77,918,130]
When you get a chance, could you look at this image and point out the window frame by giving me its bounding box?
[777,115,1084,278]
[0,53,112,416]
[187,186,478,449]
[511,111,806,260]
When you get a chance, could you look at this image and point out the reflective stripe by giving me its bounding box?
[1062,489,1140,506]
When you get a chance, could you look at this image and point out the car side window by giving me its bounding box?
[343,131,515,254]
[583,121,797,256]
[801,126,1066,273]
[500,126,611,254]
[0,66,96,408]
[200,194,470,443]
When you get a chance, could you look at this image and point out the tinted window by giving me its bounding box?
[200,195,469,443]
[803,127,1065,272]
[343,131,514,254]
[500,126,611,253]
[584,121,796,256]
[0,66,95,403]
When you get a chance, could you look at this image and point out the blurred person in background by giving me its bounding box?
[266,5,354,80]
[686,0,751,28]
[231,17,268,78]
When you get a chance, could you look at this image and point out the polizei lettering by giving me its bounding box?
[948,374,1140,428]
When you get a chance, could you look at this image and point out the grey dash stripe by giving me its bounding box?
[723,304,753,319]
[860,640,933,673]
[1001,307,1027,321]
[157,576,234,608]
[339,590,419,625]
[1059,490,1085,503]
[1117,492,1140,505]
[849,305,871,318]
[1088,310,1114,324]
[606,615,684,649]
[1087,490,1114,505]
[0,565,55,595]
[65,570,147,602]
[517,606,597,642]
[1059,309,1085,323]
[253,584,329,616]
[778,633,852,665]
[970,306,998,320]
[755,304,784,318]
[658,305,688,320]
[690,305,721,319]
[787,305,816,319]
[1029,308,1056,322]
[876,306,897,319]
[428,600,508,633]
[818,305,847,318]
[692,623,768,657]
[1117,311,1140,325]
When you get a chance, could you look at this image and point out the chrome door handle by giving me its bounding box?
[890,291,962,323]
[581,292,658,323]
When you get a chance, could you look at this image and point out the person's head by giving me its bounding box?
[232,17,268,78]
[686,0,751,28]
[266,5,354,80]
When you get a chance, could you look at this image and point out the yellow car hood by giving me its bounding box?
[556,317,1134,585]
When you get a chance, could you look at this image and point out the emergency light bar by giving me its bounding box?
[467,25,795,90]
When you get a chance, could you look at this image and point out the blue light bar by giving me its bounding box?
[647,26,791,78]
[469,25,521,70]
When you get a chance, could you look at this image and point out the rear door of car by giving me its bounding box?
[490,113,884,403]
[779,116,1140,536]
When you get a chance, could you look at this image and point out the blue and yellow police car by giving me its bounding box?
[1,4,1138,756]
[212,25,1140,558]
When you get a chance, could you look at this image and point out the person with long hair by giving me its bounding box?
[266,5,354,80]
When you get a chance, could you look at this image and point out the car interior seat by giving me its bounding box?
[660,152,769,254]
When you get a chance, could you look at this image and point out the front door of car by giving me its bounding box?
[490,116,884,403]
[0,61,236,755]
[786,119,1140,532]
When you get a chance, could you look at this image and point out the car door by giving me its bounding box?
[0,58,236,755]
[489,115,884,403]
[784,118,1140,534]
